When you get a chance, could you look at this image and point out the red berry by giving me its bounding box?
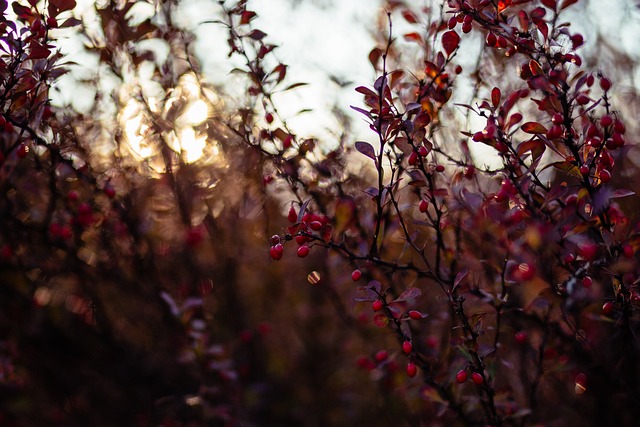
[579,165,590,176]
[462,22,472,33]
[287,206,297,223]
[582,276,593,288]
[309,220,322,231]
[418,199,429,213]
[297,245,310,258]
[472,372,484,385]
[270,235,281,245]
[372,300,384,312]
[579,243,598,261]
[408,310,423,320]
[351,269,362,281]
[599,169,611,184]
[456,369,468,383]
[408,151,418,166]
[602,301,614,315]
[516,263,535,281]
[294,234,307,245]
[564,253,576,263]
[576,93,591,105]
[418,146,428,157]
[435,164,445,172]
[406,362,417,378]
[614,120,625,134]
[486,32,497,47]
[623,244,634,258]
[552,113,563,125]
[0,244,13,259]
[270,243,284,261]
[402,341,413,354]
[374,350,388,362]
[600,77,611,91]
[67,190,79,202]
[104,185,116,198]
[46,17,58,28]
[515,330,528,344]
[600,115,613,127]
[454,65,463,74]
[497,36,507,49]
[265,113,274,124]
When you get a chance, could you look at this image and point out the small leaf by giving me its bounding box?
[355,141,376,161]
[401,9,419,23]
[368,47,382,70]
[611,189,635,199]
[560,0,579,10]
[394,287,422,302]
[453,269,468,292]
[281,82,308,92]
[404,32,423,43]
[521,122,548,134]
[248,29,267,40]
[442,30,460,56]
[491,87,501,108]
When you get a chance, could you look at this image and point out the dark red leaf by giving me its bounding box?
[401,9,419,23]
[49,0,76,12]
[491,87,501,108]
[442,30,460,56]
[355,141,376,161]
[560,0,579,10]
[248,29,267,40]
[394,287,422,302]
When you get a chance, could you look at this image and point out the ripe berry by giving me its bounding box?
[582,276,593,288]
[600,77,611,91]
[372,300,384,312]
[270,243,284,261]
[599,169,611,184]
[578,243,598,261]
[408,151,418,166]
[515,330,528,344]
[351,269,362,281]
[297,245,310,258]
[471,372,484,385]
[270,235,281,245]
[576,93,591,105]
[309,220,322,231]
[602,301,614,315]
[287,206,297,223]
[374,349,388,362]
[406,362,417,378]
[265,113,274,124]
[600,115,613,127]
[579,165,590,176]
[456,369,468,383]
[486,32,497,47]
[623,244,634,258]
[435,164,445,173]
[419,199,429,213]
[564,253,576,263]
[408,310,423,320]
[402,340,413,354]
[552,113,563,125]
[104,185,116,198]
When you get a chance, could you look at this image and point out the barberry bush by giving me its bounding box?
[0,0,639,426]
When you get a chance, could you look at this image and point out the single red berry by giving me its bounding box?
[185,228,203,247]
[42,105,53,120]
[599,169,611,184]
[579,243,598,261]
[372,300,384,312]
[472,131,485,142]
[600,115,613,127]
[602,301,614,315]
[418,146,428,157]
[46,17,58,28]
[472,372,484,385]
[552,113,563,125]
[464,165,475,179]
[515,330,528,344]
[600,77,611,91]
[309,220,322,231]
[297,245,310,258]
[408,310,423,320]
[408,151,418,166]
[614,120,625,134]
[351,269,362,281]
[486,32,497,47]
[612,133,625,148]
[576,93,591,105]
[419,199,429,213]
[564,253,576,263]
[456,369,468,383]
[374,350,388,362]
[462,22,472,33]
[270,235,281,245]
[582,276,593,288]
[455,65,463,74]
[516,263,535,281]
[287,206,297,223]
[406,362,417,378]
[295,234,307,245]
[402,340,413,354]
[497,36,507,49]
[67,190,79,202]
[623,244,634,258]
[265,113,274,124]
[4,122,13,133]
[435,164,445,173]
[571,33,584,48]
[579,165,590,176]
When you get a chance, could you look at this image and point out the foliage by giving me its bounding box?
[0,0,639,426]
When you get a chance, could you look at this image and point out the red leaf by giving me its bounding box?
[401,9,419,23]
[27,41,50,59]
[521,122,548,134]
[442,30,460,56]
[491,87,501,108]
[541,0,557,9]
[404,32,423,43]
[240,10,257,25]
[49,0,76,12]
[561,0,579,10]
[611,189,635,199]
